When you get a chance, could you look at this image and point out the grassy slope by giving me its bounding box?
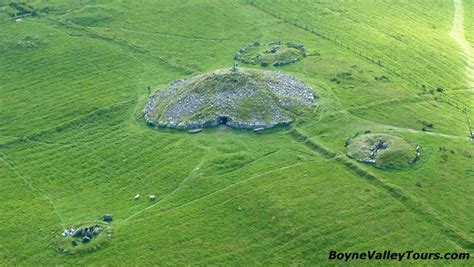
[0,113,463,264]
[464,0,474,44]
[0,0,473,265]
[0,21,142,137]
[447,0,474,125]
[258,0,466,88]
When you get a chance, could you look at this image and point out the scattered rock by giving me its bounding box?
[254,127,265,133]
[235,41,310,67]
[369,140,388,160]
[103,214,113,222]
[92,227,100,236]
[62,227,76,237]
[188,128,202,134]
[82,236,91,243]
[84,230,93,238]
[344,137,350,147]
[73,228,84,238]
[70,224,103,244]
[346,134,417,169]
[362,158,376,164]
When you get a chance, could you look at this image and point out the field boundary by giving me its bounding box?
[128,160,318,224]
[249,1,420,88]
[249,0,473,137]
[42,17,197,75]
[0,100,133,149]
[288,129,336,159]
[121,151,209,223]
[290,127,474,250]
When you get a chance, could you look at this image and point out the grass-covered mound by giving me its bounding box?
[62,6,121,27]
[144,68,315,130]
[2,0,474,265]
[346,134,418,169]
[235,41,314,67]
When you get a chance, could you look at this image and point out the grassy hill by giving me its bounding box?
[464,0,474,44]
[0,0,473,265]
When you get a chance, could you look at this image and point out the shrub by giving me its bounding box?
[336,71,352,78]
[375,75,389,81]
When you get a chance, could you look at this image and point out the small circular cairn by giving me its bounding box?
[52,222,112,255]
[345,134,419,169]
[235,41,315,67]
[144,68,315,130]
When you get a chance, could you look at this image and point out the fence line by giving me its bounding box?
[250,0,473,136]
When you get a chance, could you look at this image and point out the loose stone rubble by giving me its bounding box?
[63,224,102,245]
[144,68,315,130]
[346,134,419,169]
[235,41,310,67]
[363,140,388,164]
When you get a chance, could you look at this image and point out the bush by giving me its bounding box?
[336,71,352,78]
[374,75,389,81]
[330,77,341,84]
[9,2,33,17]
[420,121,433,131]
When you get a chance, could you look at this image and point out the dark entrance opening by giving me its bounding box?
[219,116,229,125]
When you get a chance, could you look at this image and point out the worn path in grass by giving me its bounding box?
[289,128,474,250]
[121,152,209,223]
[0,153,65,227]
[450,0,474,88]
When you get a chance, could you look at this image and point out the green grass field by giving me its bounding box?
[0,0,473,265]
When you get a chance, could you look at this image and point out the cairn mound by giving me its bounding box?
[346,134,418,169]
[235,41,311,67]
[52,222,112,255]
[144,68,315,130]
